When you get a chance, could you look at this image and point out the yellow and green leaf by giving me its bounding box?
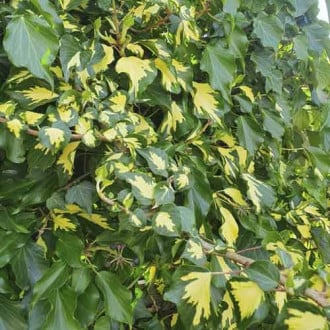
[284,309,328,330]
[53,214,77,231]
[79,213,111,230]
[7,119,23,138]
[192,82,222,125]
[57,141,80,175]
[229,280,264,319]
[115,56,157,97]
[155,58,180,93]
[181,272,212,325]
[220,207,239,246]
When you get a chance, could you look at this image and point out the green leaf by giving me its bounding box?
[32,261,69,305]
[223,0,240,15]
[311,227,330,264]
[253,13,283,50]
[313,58,330,90]
[0,126,25,163]
[3,13,59,86]
[59,34,81,81]
[42,287,81,330]
[56,232,84,267]
[76,284,100,328]
[236,116,264,154]
[263,111,285,140]
[242,174,276,213]
[307,146,330,177]
[65,181,96,213]
[245,260,280,291]
[0,231,27,268]
[0,296,27,330]
[95,271,133,324]
[293,35,309,61]
[11,241,48,289]
[201,42,236,102]
[138,147,169,177]
[71,267,92,294]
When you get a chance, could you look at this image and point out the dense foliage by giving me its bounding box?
[0,0,330,328]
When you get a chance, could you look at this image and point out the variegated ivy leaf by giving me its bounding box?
[21,111,44,126]
[242,174,276,213]
[79,213,111,230]
[125,173,156,205]
[172,59,193,91]
[160,101,185,135]
[53,214,77,231]
[109,91,127,113]
[155,58,180,93]
[182,238,206,266]
[6,119,24,138]
[92,44,114,74]
[220,207,239,247]
[222,187,248,207]
[21,86,59,107]
[192,82,222,125]
[115,56,157,98]
[0,101,16,117]
[137,147,169,177]
[39,122,71,151]
[228,279,265,320]
[154,183,175,206]
[57,141,80,175]
[181,272,212,326]
[175,6,200,44]
[284,309,328,330]
[152,204,182,237]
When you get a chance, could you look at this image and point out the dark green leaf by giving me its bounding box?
[95,271,133,324]
[71,267,92,294]
[154,183,175,206]
[32,261,69,305]
[3,14,59,86]
[311,227,330,264]
[0,296,27,330]
[65,181,96,213]
[56,233,84,267]
[236,116,264,154]
[11,241,48,289]
[42,287,81,330]
[245,260,280,291]
[201,43,236,102]
[253,13,283,50]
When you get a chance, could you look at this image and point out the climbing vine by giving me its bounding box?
[0,0,329,328]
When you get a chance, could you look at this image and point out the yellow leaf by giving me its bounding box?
[109,92,127,112]
[223,188,247,207]
[154,212,175,232]
[181,272,212,325]
[7,119,23,138]
[127,174,155,200]
[79,213,111,230]
[57,141,80,175]
[0,101,15,117]
[53,214,77,231]
[284,309,328,330]
[239,86,255,102]
[222,291,235,328]
[230,281,264,319]
[92,45,114,73]
[186,240,204,259]
[22,86,58,105]
[216,256,232,280]
[126,43,144,57]
[44,127,65,148]
[220,207,239,246]
[22,111,44,125]
[275,291,286,312]
[155,58,178,92]
[192,82,221,124]
[115,56,155,96]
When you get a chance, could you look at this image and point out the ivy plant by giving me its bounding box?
[0,0,330,329]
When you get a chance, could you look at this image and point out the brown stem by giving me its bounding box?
[200,239,330,308]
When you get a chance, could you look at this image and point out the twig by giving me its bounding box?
[200,239,330,308]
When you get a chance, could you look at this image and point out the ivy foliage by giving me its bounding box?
[0,0,330,328]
